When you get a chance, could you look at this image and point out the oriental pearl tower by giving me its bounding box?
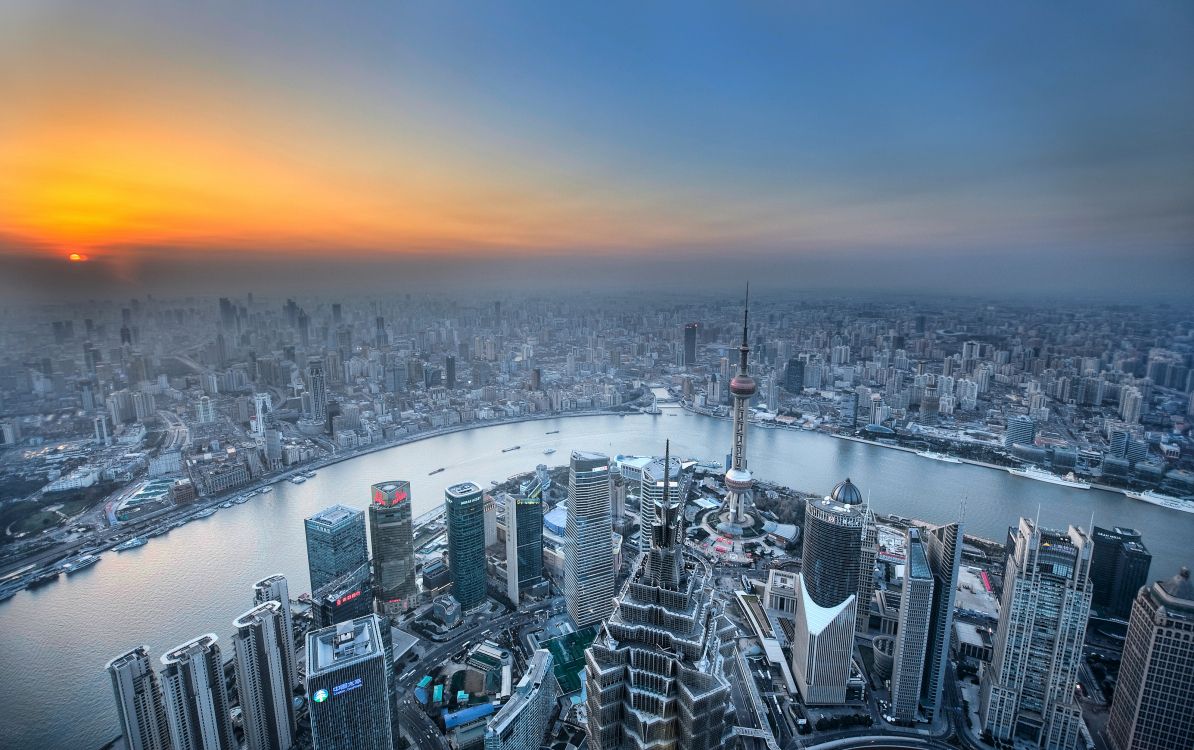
[722,286,756,533]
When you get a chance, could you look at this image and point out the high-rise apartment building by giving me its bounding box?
[252,575,297,689]
[304,504,368,594]
[791,478,875,705]
[445,481,487,610]
[682,322,698,366]
[306,616,394,750]
[980,518,1092,749]
[891,528,935,723]
[232,602,296,750]
[585,443,732,748]
[565,451,615,627]
[196,395,215,424]
[1105,567,1194,750]
[484,649,560,750]
[160,634,236,750]
[505,493,543,603]
[106,646,170,750]
[637,455,681,557]
[369,481,417,614]
[1090,526,1151,620]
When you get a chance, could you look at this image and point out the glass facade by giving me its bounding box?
[304,505,368,594]
[445,482,486,609]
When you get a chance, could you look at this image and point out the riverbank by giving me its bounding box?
[0,410,635,584]
[830,433,1135,497]
[299,408,633,476]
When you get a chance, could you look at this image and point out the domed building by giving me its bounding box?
[790,477,878,705]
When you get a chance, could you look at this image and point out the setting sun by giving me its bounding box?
[67,252,87,262]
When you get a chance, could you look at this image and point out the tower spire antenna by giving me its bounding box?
[663,439,670,507]
[742,282,750,348]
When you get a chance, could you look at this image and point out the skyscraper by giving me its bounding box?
[682,322,698,366]
[160,634,236,750]
[980,518,1092,749]
[1105,567,1194,750]
[585,442,732,749]
[369,481,417,614]
[484,649,560,750]
[565,451,615,627]
[252,575,297,689]
[1090,526,1151,620]
[106,646,170,750]
[785,357,804,392]
[919,521,963,720]
[791,478,875,705]
[306,616,395,750]
[232,601,296,750]
[724,292,756,528]
[445,481,487,610]
[307,357,328,425]
[505,493,543,604]
[312,563,374,629]
[637,455,681,557]
[891,528,935,723]
[304,504,368,594]
[252,392,272,438]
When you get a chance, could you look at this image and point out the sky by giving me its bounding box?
[1,1,1192,299]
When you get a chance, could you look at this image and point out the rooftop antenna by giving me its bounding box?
[959,494,968,524]
[663,439,671,507]
[736,283,751,373]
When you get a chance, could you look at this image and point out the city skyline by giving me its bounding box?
[2,4,1193,749]
[3,2,1193,299]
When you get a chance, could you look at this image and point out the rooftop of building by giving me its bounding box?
[906,529,932,580]
[309,616,381,674]
[1158,567,1193,604]
[233,600,282,629]
[487,650,555,734]
[828,477,863,505]
[305,504,361,528]
[106,645,151,671]
[161,633,219,665]
[571,450,610,471]
[446,481,482,498]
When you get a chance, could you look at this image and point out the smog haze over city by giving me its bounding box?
[2,4,1193,750]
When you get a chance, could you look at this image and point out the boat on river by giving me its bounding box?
[502,445,521,453]
[62,554,101,574]
[1007,465,1090,489]
[113,537,147,551]
[1126,489,1194,514]
[916,450,962,464]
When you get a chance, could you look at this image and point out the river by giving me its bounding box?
[1,407,1190,749]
